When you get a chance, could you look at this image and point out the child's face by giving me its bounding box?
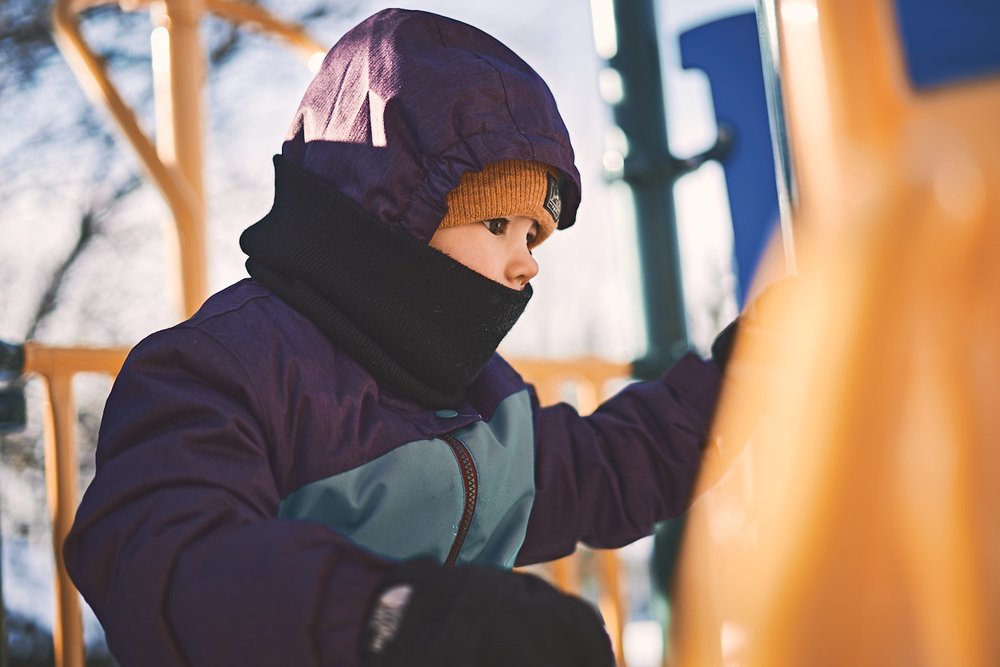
[429,216,540,291]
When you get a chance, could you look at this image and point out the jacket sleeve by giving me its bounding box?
[515,352,721,566]
[64,326,392,667]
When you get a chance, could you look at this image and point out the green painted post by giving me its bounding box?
[599,0,689,378]
[592,4,733,660]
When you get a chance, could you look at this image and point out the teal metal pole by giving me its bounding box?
[594,7,732,660]
[602,0,689,378]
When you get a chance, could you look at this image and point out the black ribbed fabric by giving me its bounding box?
[240,156,532,408]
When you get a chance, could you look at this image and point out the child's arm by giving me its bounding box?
[515,352,722,566]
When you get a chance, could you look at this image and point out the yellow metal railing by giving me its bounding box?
[50,0,326,319]
[22,344,130,667]
[672,0,1000,665]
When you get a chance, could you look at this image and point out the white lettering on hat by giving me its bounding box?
[544,173,561,223]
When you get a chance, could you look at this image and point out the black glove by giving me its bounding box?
[361,559,615,667]
[710,315,740,373]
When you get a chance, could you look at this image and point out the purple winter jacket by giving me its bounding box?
[64,9,721,667]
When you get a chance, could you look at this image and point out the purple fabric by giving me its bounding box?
[65,281,720,664]
[517,353,721,565]
[281,8,581,243]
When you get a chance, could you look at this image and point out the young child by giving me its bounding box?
[65,9,725,667]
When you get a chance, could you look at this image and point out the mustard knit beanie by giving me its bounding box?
[439,160,562,248]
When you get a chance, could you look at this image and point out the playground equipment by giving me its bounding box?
[675,0,1000,664]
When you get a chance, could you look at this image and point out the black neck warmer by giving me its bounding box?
[240,157,532,409]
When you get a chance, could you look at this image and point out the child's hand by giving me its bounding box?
[362,559,615,667]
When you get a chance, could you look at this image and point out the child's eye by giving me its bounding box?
[483,218,509,236]
[526,223,539,246]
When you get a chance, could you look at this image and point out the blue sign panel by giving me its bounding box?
[680,12,780,306]
[894,0,1000,89]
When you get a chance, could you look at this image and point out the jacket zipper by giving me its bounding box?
[440,433,478,566]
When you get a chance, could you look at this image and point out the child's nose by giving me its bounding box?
[507,246,539,290]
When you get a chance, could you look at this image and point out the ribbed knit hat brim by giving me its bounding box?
[439,160,562,247]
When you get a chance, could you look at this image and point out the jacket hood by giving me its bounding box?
[280,8,581,243]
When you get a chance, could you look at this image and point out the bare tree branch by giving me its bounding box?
[0,0,58,94]
[24,172,143,340]
[210,22,242,65]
